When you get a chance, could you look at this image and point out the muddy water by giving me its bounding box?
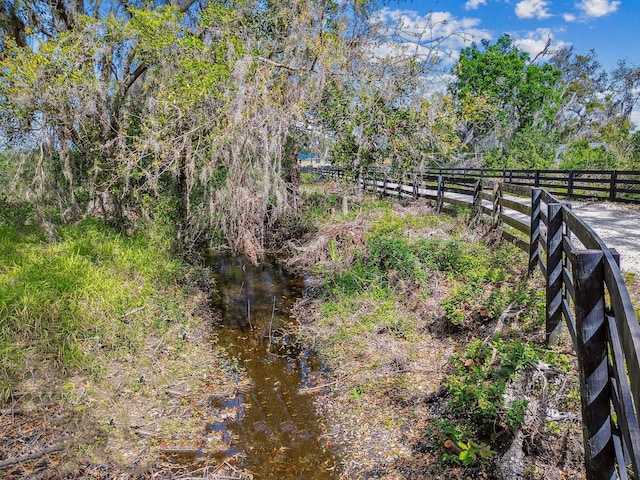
[205,251,338,480]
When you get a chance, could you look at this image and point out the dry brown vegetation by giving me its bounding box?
[285,182,586,479]
[0,283,253,479]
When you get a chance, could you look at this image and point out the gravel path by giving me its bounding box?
[570,201,640,275]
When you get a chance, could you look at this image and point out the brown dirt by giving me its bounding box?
[0,288,253,479]
[287,195,586,480]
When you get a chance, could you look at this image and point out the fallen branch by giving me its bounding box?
[121,306,146,320]
[298,381,337,395]
[0,445,63,469]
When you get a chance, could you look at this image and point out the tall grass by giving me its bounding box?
[0,217,183,402]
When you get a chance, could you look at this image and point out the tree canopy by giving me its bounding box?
[451,34,562,168]
[1,4,639,259]
[1,0,400,260]
[448,35,640,169]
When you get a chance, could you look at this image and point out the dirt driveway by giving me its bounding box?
[570,201,639,275]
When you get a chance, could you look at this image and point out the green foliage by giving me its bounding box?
[456,439,497,466]
[322,206,523,331]
[444,339,539,433]
[506,399,529,430]
[428,419,496,467]
[0,217,184,400]
[487,127,559,170]
[558,138,616,170]
[326,262,381,296]
[367,236,426,281]
[415,238,484,276]
[425,242,522,328]
[452,34,562,168]
[302,192,344,222]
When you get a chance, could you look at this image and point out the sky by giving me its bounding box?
[374,0,639,124]
[378,0,637,69]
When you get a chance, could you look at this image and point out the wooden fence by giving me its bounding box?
[314,166,640,480]
[308,166,640,204]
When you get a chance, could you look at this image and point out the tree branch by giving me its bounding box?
[256,56,312,73]
[0,445,63,469]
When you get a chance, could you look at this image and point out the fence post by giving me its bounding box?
[610,171,618,202]
[412,172,418,199]
[528,188,542,275]
[436,175,444,212]
[491,181,501,226]
[472,179,481,207]
[471,179,482,224]
[383,172,388,198]
[546,203,563,345]
[568,171,575,198]
[570,250,615,480]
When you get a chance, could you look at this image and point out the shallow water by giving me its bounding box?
[204,251,338,480]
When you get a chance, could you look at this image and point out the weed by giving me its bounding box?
[546,420,562,435]
[325,262,381,296]
[0,217,185,399]
[445,339,540,433]
[367,235,426,282]
[301,192,343,222]
[455,439,496,466]
[350,386,364,400]
[506,399,529,430]
[429,419,495,467]
[328,239,343,263]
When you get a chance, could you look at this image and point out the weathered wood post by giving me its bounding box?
[491,181,501,226]
[470,179,482,225]
[473,179,481,207]
[436,175,444,212]
[610,171,618,202]
[568,171,575,198]
[383,172,388,198]
[562,203,573,324]
[528,188,542,275]
[570,250,615,480]
[412,172,418,199]
[546,202,563,345]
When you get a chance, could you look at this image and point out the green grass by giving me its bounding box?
[0,217,184,401]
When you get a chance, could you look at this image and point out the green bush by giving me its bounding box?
[444,339,539,433]
[367,235,426,281]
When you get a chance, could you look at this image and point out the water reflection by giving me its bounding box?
[205,251,337,480]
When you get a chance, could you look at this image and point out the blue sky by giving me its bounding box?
[378,0,637,70]
[373,0,639,125]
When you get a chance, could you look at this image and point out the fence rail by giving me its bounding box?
[312,166,640,480]
[306,166,640,204]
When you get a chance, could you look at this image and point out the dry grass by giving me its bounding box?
[287,186,585,479]
[286,217,370,275]
[0,286,253,479]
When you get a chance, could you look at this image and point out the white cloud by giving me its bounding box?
[513,28,571,60]
[563,13,577,21]
[515,0,552,19]
[631,107,640,131]
[464,0,488,10]
[576,0,621,17]
[374,8,492,64]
